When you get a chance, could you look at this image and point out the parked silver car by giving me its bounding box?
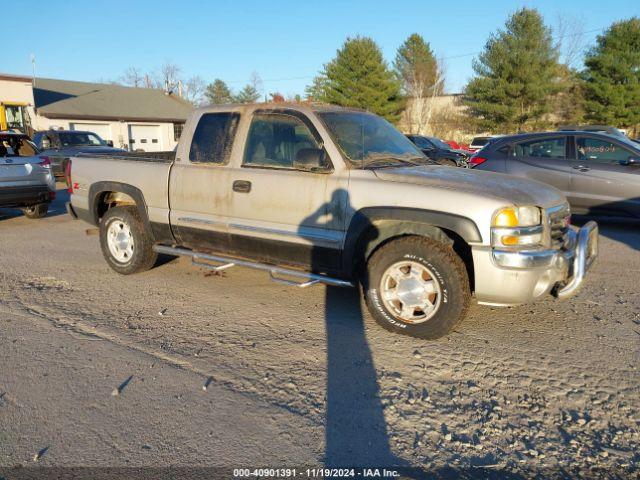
[0,132,56,219]
[470,131,640,218]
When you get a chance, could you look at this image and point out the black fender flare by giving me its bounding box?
[342,207,482,275]
[88,181,150,230]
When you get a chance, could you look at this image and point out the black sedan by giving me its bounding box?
[405,134,469,167]
[33,130,125,177]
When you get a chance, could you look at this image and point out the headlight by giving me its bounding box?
[492,206,541,228]
[491,206,543,247]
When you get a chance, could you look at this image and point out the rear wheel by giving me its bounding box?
[363,236,470,339]
[22,203,49,219]
[99,206,157,275]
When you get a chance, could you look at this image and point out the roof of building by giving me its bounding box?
[33,77,193,123]
[0,73,33,83]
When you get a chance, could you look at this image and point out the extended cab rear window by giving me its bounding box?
[189,112,240,164]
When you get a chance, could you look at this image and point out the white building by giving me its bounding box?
[32,77,193,151]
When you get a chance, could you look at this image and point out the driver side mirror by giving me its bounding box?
[104,140,114,147]
[293,148,331,172]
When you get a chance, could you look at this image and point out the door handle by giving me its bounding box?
[232,180,252,193]
[572,165,590,172]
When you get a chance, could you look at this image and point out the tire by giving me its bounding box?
[363,236,470,339]
[22,203,49,219]
[99,206,157,275]
[437,158,458,167]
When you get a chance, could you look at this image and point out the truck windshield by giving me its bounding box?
[318,111,428,169]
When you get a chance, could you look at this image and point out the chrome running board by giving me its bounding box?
[153,245,354,288]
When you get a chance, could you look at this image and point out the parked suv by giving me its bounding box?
[33,130,125,177]
[470,131,640,218]
[0,132,56,218]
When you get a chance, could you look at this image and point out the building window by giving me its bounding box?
[173,123,184,141]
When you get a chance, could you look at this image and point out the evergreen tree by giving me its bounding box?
[233,72,262,103]
[394,34,442,97]
[463,8,561,132]
[204,79,233,104]
[394,33,443,133]
[583,17,640,133]
[307,36,404,123]
[233,84,261,103]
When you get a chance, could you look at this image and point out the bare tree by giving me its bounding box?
[554,13,586,69]
[153,61,182,92]
[182,76,206,105]
[402,58,446,135]
[121,67,144,87]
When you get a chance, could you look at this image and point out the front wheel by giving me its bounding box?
[22,203,49,219]
[437,158,458,167]
[99,206,157,275]
[363,236,470,339]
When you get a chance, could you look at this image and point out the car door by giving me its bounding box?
[226,109,347,272]
[169,111,241,251]
[506,135,572,196]
[570,135,640,217]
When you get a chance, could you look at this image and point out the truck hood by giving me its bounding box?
[373,165,566,208]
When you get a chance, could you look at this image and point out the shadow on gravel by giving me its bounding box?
[573,214,640,251]
[303,190,417,473]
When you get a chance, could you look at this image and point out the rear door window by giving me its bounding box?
[243,113,320,169]
[189,112,240,164]
[513,137,566,159]
[576,137,635,164]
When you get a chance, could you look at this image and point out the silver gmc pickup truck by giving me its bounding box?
[66,103,598,339]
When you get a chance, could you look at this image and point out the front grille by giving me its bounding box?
[548,204,571,249]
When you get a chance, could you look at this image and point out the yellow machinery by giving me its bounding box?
[0,102,32,134]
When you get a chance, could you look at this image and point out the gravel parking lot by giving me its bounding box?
[1,185,639,477]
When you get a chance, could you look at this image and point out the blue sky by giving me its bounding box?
[3,0,638,96]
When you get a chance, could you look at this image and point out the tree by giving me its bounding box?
[233,72,262,103]
[182,76,206,106]
[120,66,144,87]
[551,13,587,126]
[307,36,404,123]
[583,17,640,134]
[463,8,562,132]
[269,92,286,102]
[394,33,444,133]
[205,79,233,104]
[154,61,181,92]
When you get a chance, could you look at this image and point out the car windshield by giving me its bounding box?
[318,111,428,168]
[58,132,104,147]
[428,137,452,149]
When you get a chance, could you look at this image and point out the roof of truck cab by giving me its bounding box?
[194,102,367,115]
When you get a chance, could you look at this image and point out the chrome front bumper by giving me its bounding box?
[474,221,599,306]
[555,221,599,299]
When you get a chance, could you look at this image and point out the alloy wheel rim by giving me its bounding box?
[380,260,442,324]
